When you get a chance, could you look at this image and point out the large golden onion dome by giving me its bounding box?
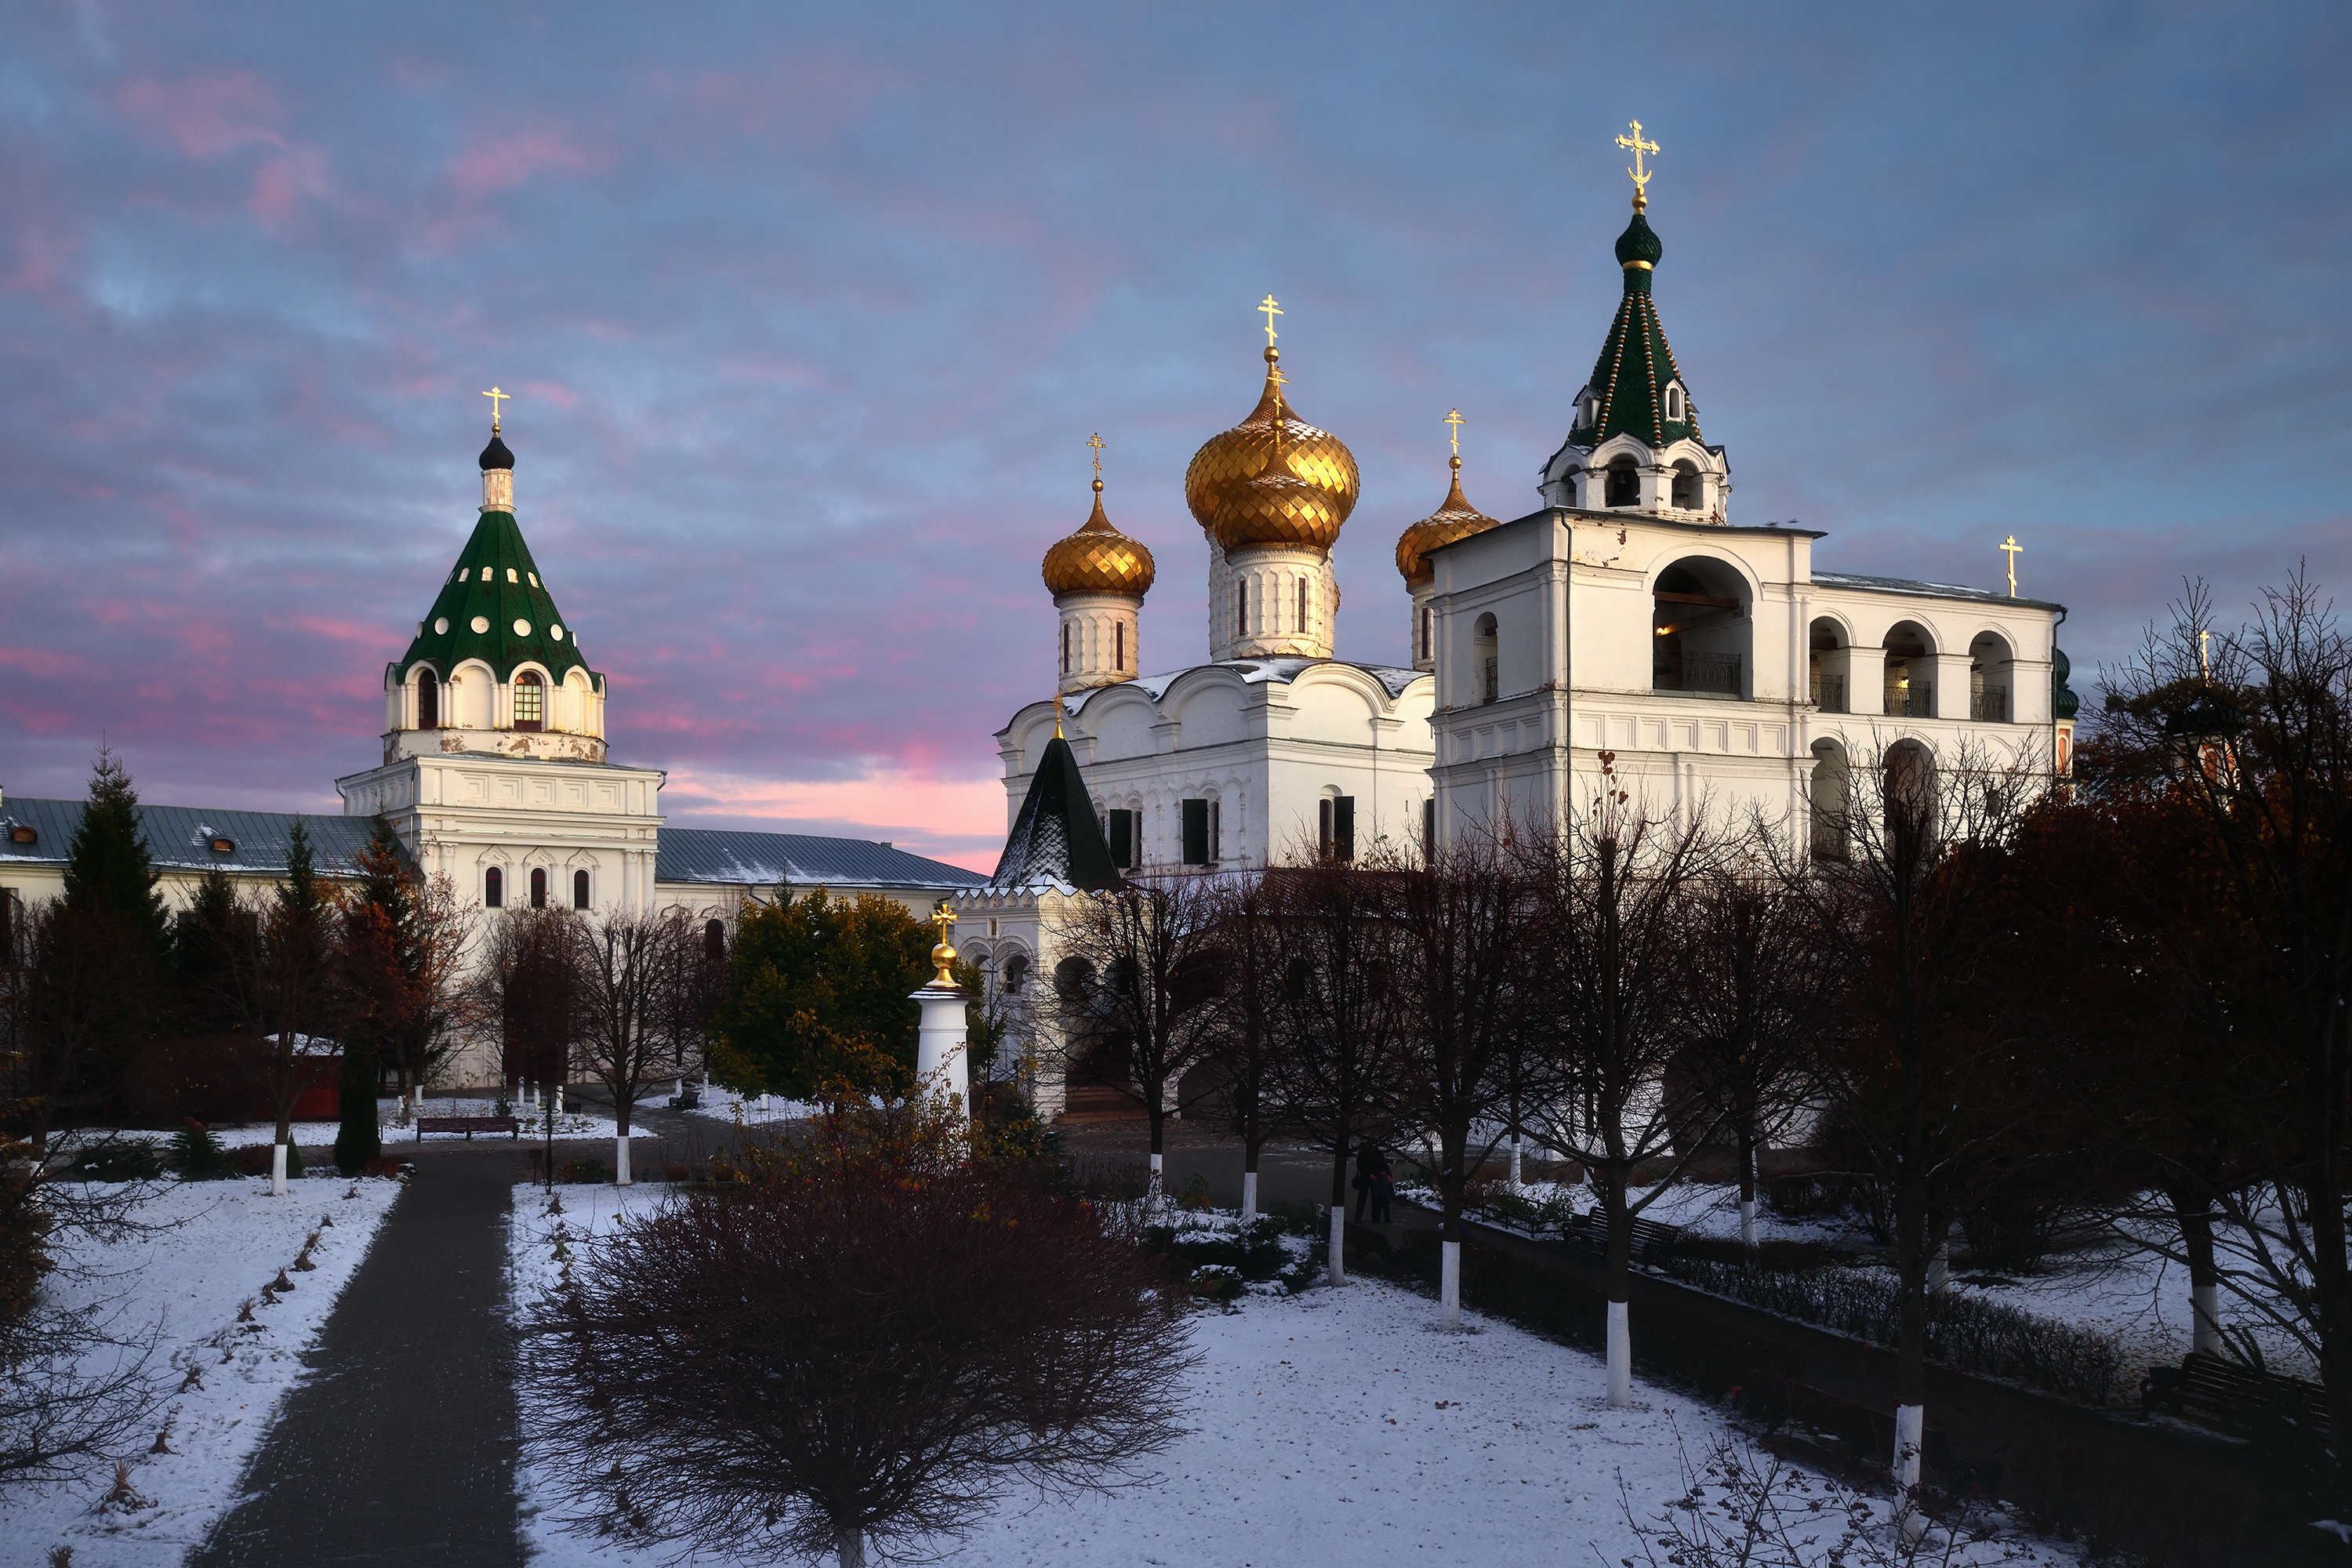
[1041,480,1156,598]
[1396,456,1500,583]
[1184,347,1359,554]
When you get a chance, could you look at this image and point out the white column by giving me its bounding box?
[911,981,969,1111]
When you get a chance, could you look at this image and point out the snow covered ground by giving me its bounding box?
[0,1174,404,1566]
[679,1091,820,1127]
[507,1189,2072,1567]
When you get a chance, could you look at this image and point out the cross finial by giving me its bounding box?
[1258,293,1283,347]
[1443,408,1465,459]
[1999,535,2024,597]
[2198,627,2212,680]
[1052,690,1065,739]
[481,387,510,431]
[1086,431,1105,483]
[1615,120,1661,210]
[928,899,958,986]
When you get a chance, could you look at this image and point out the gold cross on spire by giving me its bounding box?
[1087,431,1105,482]
[1444,408,1465,458]
[1258,293,1283,347]
[1616,120,1660,210]
[481,387,510,431]
[2000,534,2024,597]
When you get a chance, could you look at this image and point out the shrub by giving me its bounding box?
[555,1158,608,1185]
[232,1142,307,1179]
[1145,1216,1289,1283]
[67,1141,164,1183]
[1189,1264,1245,1305]
[169,1123,240,1181]
[1261,1198,1324,1237]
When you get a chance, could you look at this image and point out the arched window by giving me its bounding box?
[1651,559,1749,698]
[530,867,548,909]
[572,869,590,909]
[416,668,439,729]
[1666,386,1684,420]
[1297,579,1308,635]
[1419,604,1432,662]
[1671,460,1700,510]
[1810,740,1851,862]
[703,919,726,966]
[1606,456,1640,508]
[1114,621,1124,670]
[1236,582,1249,637]
[1474,613,1499,704]
[1884,741,1936,846]
[514,670,544,731]
[1061,622,1069,674]
[484,867,503,909]
[1001,953,1029,993]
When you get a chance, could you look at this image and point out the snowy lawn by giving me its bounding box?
[507,1189,2071,1567]
[0,1174,404,1566]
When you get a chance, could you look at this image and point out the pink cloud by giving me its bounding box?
[117,71,284,158]
[250,147,331,222]
[448,127,605,198]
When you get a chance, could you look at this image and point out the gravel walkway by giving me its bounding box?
[191,1149,524,1566]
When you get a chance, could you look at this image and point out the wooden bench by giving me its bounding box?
[2141,1350,2331,1440]
[416,1115,521,1142]
[1557,1209,1682,1265]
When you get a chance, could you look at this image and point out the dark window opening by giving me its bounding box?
[1297,579,1308,634]
[485,867,503,909]
[703,919,726,965]
[1236,582,1248,637]
[1001,953,1029,993]
[1107,808,1136,869]
[514,670,544,731]
[417,669,439,729]
[1671,463,1700,509]
[530,867,548,909]
[572,869,590,909]
[1474,612,1499,704]
[1061,623,1069,674]
[1605,457,1639,508]
[1181,798,1217,866]
[1423,797,1436,856]
[1419,604,1432,662]
[1114,621,1124,670]
[1318,796,1356,862]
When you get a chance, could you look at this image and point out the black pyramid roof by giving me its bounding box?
[986,734,1119,892]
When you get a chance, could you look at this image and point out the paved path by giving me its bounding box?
[192,1149,524,1566]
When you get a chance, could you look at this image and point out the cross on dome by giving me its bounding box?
[481,386,510,431]
[1258,294,1283,347]
[1616,121,1660,210]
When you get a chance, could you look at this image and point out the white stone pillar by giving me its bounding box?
[911,981,969,1112]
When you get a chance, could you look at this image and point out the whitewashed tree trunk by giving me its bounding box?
[1892,1403,1927,1540]
[1606,1301,1632,1407]
[1441,1239,1462,1329]
[270,1142,288,1198]
[2192,1282,2223,1356]
[1147,1151,1163,1208]
[1327,1205,1346,1287]
[1509,1136,1523,1186]
[615,1137,631,1185]
[554,1083,565,1116]
[1240,1169,1259,1223]
[1740,1145,1759,1253]
[835,1523,863,1567]
[1926,1229,1951,1301]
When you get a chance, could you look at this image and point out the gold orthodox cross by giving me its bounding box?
[1444,408,1465,458]
[2000,535,2023,597]
[1616,121,1660,206]
[931,899,956,946]
[2198,629,2212,679]
[1258,293,1283,347]
[1087,431,1105,481]
[481,387,510,430]
[929,900,958,985]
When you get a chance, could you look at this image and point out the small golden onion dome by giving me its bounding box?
[1041,481,1156,598]
[1395,456,1500,584]
[1184,347,1359,554]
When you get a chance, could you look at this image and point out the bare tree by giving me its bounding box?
[1205,875,1286,1222]
[1047,877,1228,1203]
[1520,754,1719,1406]
[1377,833,1528,1327]
[235,821,340,1193]
[568,906,699,1184]
[518,1099,1192,1566]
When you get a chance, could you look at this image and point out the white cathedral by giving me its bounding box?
[958,165,2077,1109]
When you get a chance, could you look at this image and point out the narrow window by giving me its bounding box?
[1115,621,1124,670]
[1606,457,1639,508]
[1237,582,1249,637]
[1107,808,1135,869]
[1061,623,1069,674]
[1420,605,1432,662]
[1474,613,1500,703]
[704,919,726,965]
[530,867,548,909]
[1318,796,1356,862]
[1423,797,1436,856]
[514,671,544,731]
[485,867,503,909]
[1209,798,1221,861]
[1671,462,1700,509]
[1181,799,1211,866]
[416,669,439,729]
[572,869,590,909]
[1319,798,1331,858]
[1297,579,1308,634]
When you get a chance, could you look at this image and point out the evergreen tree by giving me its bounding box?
[334,825,408,1174]
[170,866,245,1036]
[706,891,930,1101]
[62,746,167,950]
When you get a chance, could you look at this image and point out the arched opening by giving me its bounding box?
[1297,578,1308,637]
[1810,739,1852,862]
[1114,620,1124,670]
[703,919,726,967]
[1666,385,1685,420]
[1809,618,1851,713]
[1651,558,1749,699]
[1605,456,1640,508]
[1419,604,1432,662]
[514,670,545,731]
[1236,581,1249,639]
[572,869,590,909]
[1969,631,2016,722]
[1884,740,1936,848]
[529,867,548,909]
[1882,622,1934,718]
[1061,622,1070,674]
[1670,459,1700,510]
[484,867,503,909]
[1473,612,1499,704]
[416,668,439,729]
[1001,953,1029,995]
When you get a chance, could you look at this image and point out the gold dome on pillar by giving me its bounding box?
[1041,480,1156,598]
[1396,454,1500,584]
[1183,343,1359,554]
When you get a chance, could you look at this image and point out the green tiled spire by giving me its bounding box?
[392,437,601,691]
[1568,211,1704,452]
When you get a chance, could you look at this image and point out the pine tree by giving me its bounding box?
[335,824,408,1173]
[62,746,167,950]
[171,866,245,1036]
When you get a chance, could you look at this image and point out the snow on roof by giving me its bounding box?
[655,828,984,891]
[0,797,385,876]
[1054,658,1426,720]
[1812,571,2065,613]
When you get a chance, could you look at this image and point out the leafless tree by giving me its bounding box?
[1519,753,1720,1406]
[479,907,575,1115]
[1375,833,1529,1327]
[1204,874,1286,1221]
[1047,876,1228,1202]
[567,906,701,1183]
[517,1105,1192,1566]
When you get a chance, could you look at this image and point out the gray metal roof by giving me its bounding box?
[1813,571,2066,614]
[0,797,387,877]
[655,828,985,891]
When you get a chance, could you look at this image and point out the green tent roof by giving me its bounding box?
[1568,211,1706,452]
[393,509,601,690]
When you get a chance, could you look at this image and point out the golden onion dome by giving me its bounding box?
[1041,481,1156,598]
[1183,347,1359,554]
[1395,456,1500,584]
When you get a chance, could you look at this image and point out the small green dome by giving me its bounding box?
[1614,212,1663,269]
[2051,647,2079,721]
